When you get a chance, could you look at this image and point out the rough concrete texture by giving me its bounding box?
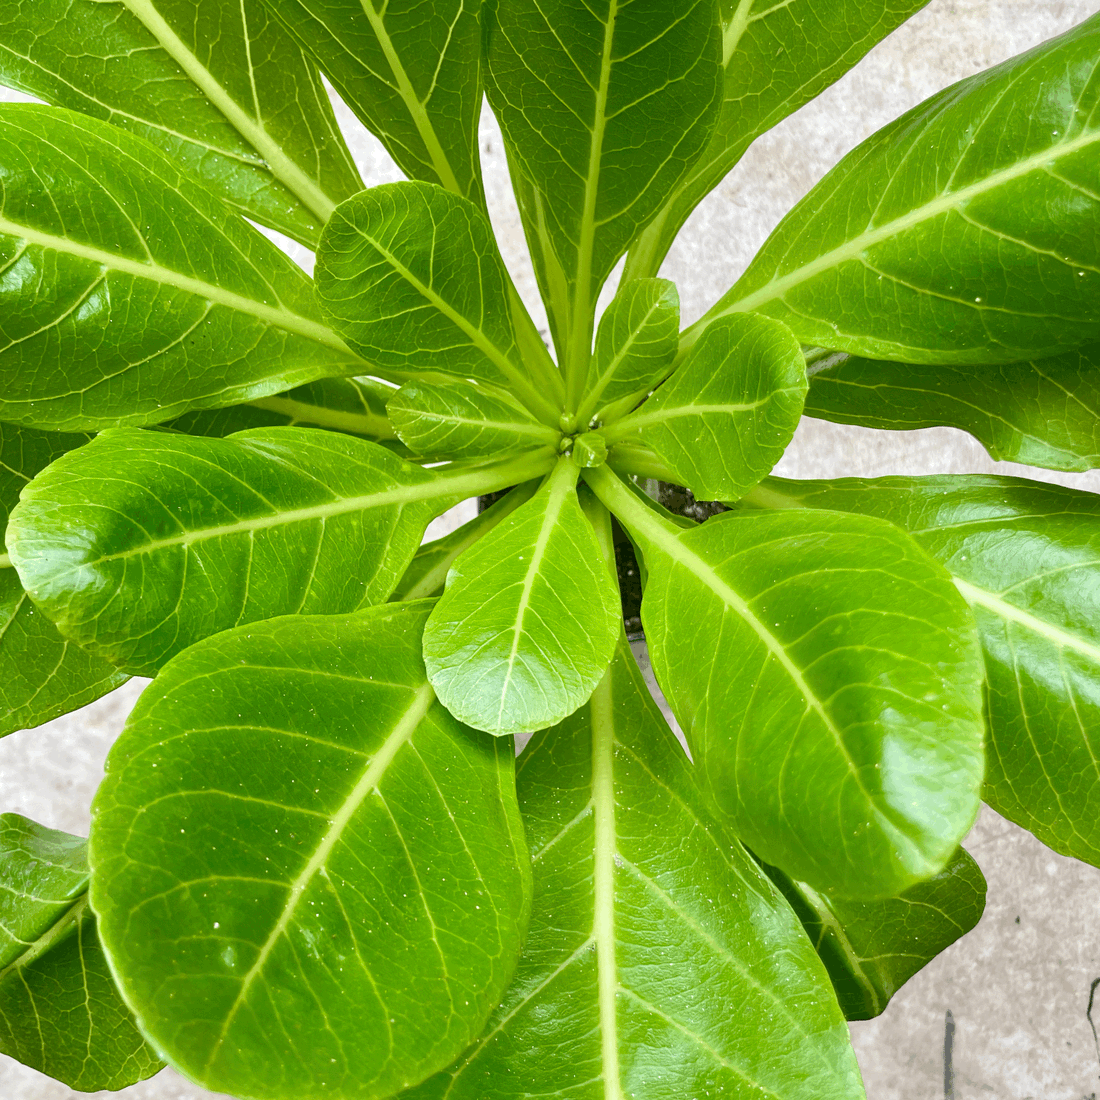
[2,1,1100,1096]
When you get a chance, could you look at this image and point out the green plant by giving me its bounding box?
[0,1,1097,1096]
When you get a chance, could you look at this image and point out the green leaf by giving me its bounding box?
[0,104,363,433]
[584,466,985,899]
[700,14,1100,364]
[804,345,1100,473]
[608,313,806,501]
[388,376,560,459]
[748,474,1100,869]
[7,426,554,676]
[0,423,127,736]
[0,0,362,246]
[761,847,986,1021]
[260,0,483,201]
[485,0,721,376]
[89,601,531,1100]
[409,640,865,1099]
[423,457,620,735]
[0,814,162,1090]
[626,0,932,278]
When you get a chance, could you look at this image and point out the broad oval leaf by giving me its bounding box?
[804,345,1100,473]
[584,466,985,899]
[261,0,484,200]
[89,601,531,1100]
[408,640,866,1099]
[0,814,162,1090]
[0,0,362,246]
[703,14,1100,364]
[614,312,806,501]
[423,458,620,735]
[0,105,363,432]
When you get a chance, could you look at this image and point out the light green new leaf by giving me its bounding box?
[7,426,554,676]
[762,847,985,1021]
[0,814,162,1090]
[585,466,985,899]
[0,423,127,737]
[260,0,483,201]
[388,377,560,459]
[485,0,721,371]
[0,0,362,247]
[748,474,1100,869]
[804,345,1100,473]
[89,602,531,1100]
[611,313,806,501]
[0,105,363,433]
[408,640,865,1100]
[626,0,932,278]
[424,457,620,735]
[701,15,1100,364]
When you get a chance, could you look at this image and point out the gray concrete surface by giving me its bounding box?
[2,1,1100,1096]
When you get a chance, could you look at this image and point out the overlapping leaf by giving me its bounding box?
[89,602,531,1100]
[0,814,162,1090]
[0,0,362,246]
[409,640,865,1099]
[702,14,1100,364]
[0,105,363,432]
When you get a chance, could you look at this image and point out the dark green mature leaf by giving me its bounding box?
[0,105,363,433]
[261,0,484,201]
[0,0,362,246]
[7,426,554,676]
[409,640,865,1099]
[701,15,1100,364]
[748,474,1100,869]
[625,0,932,278]
[584,466,985,899]
[424,457,620,735]
[89,602,531,1100]
[485,0,721,373]
[762,847,986,1021]
[805,346,1100,473]
[0,814,162,1090]
[610,312,806,500]
[0,424,126,736]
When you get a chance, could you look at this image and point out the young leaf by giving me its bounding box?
[700,14,1100,364]
[584,466,985,900]
[89,602,531,1100]
[7,426,554,675]
[609,313,806,501]
[761,847,986,1021]
[409,640,866,1099]
[260,0,484,201]
[0,814,162,1090]
[0,0,362,246]
[804,345,1100,473]
[0,105,363,433]
[423,457,620,735]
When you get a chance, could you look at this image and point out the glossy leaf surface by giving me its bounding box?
[585,467,985,899]
[618,312,806,501]
[261,0,483,200]
[0,105,362,432]
[410,641,865,1099]
[706,15,1100,364]
[424,458,620,735]
[89,602,531,1100]
[0,814,161,1090]
[0,0,362,246]
[805,346,1100,472]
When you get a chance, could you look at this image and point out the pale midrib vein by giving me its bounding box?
[203,680,435,1074]
[579,303,665,420]
[612,398,771,436]
[249,395,396,439]
[0,894,88,985]
[408,411,558,442]
[0,213,354,356]
[722,0,755,67]
[120,0,335,223]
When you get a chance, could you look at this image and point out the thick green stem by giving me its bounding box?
[247,396,397,439]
